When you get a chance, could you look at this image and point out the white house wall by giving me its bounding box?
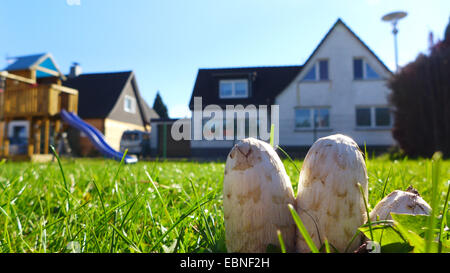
[275,23,395,147]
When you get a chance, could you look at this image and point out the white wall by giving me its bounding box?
[276,23,395,147]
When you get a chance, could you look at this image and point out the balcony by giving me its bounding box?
[1,83,78,119]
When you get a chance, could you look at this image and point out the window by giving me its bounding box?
[353,59,364,79]
[319,60,329,80]
[365,63,380,79]
[303,67,316,81]
[356,106,391,128]
[295,109,312,128]
[302,60,329,81]
[219,79,248,98]
[375,107,391,126]
[314,108,330,128]
[356,108,371,127]
[353,58,380,80]
[124,95,136,113]
[121,132,140,141]
[220,82,232,97]
[295,107,330,129]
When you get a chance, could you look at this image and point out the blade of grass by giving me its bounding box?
[358,183,373,242]
[277,230,287,253]
[188,177,215,247]
[111,149,128,186]
[270,124,275,147]
[108,222,141,253]
[90,226,102,252]
[381,165,392,199]
[50,145,70,212]
[149,194,216,252]
[277,145,301,174]
[288,204,319,253]
[144,170,185,252]
[173,225,186,253]
[145,171,174,224]
[324,238,331,253]
[425,152,442,253]
[119,187,146,229]
[439,180,450,253]
[109,210,117,253]
[114,188,146,253]
[91,180,106,216]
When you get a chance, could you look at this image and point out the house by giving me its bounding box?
[188,18,395,157]
[64,67,159,156]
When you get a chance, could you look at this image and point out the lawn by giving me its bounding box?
[0,154,448,253]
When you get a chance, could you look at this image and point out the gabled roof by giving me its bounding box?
[64,71,158,124]
[4,53,46,71]
[4,53,66,78]
[301,18,392,75]
[188,65,302,110]
[64,71,134,119]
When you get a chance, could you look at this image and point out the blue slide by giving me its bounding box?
[60,109,138,164]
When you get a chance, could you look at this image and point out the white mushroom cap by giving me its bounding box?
[370,187,431,221]
[223,138,296,253]
[296,134,368,253]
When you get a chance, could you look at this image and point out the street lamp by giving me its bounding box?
[382,11,408,72]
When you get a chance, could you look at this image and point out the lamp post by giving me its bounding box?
[382,11,407,72]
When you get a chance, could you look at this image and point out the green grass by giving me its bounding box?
[0,155,448,253]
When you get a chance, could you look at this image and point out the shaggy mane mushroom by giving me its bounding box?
[223,138,296,253]
[295,134,369,253]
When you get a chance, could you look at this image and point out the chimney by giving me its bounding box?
[69,62,82,78]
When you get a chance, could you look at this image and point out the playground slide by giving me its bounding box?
[60,110,138,164]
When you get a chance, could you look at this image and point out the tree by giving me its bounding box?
[388,20,450,157]
[152,91,169,119]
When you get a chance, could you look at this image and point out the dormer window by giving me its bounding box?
[303,60,329,81]
[353,58,381,80]
[219,79,248,98]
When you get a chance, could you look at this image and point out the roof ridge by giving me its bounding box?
[7,52,47,59]
[65,70,133,77]
[199,64,302,71]
[300,17,392,74]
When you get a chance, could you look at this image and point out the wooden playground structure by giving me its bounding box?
[0,54,78,162]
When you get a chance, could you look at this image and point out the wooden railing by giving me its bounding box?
[2,84,78,119]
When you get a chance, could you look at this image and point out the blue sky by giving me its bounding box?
[1,0,449,118]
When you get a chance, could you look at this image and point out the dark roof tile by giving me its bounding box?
[64,71,132,119]
[188,65,302,109]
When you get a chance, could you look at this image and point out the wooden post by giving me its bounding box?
[27,117,34,157]
[35,120,41,154]
[55,119,61,134]
[0,121,3,156]
[43,118,50,154]
[54,119,61,153]
[3,119,9,157]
